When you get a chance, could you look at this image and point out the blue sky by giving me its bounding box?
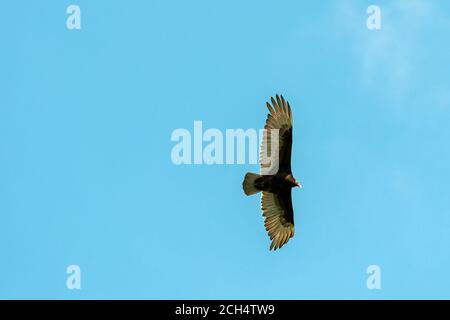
[1,0,450,299]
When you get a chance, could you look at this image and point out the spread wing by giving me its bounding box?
[261,191,295,250]
[260,95,293,174]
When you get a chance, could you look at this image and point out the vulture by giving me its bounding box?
[242,95,301,251]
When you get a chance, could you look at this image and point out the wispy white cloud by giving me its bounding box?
[334,0,450,100]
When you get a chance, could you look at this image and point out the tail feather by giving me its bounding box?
[242,172,262,196]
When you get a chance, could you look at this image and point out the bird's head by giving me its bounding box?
[286,174,302,189]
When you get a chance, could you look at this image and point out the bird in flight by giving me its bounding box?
[242,95,301,251]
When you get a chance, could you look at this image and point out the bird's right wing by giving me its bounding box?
[260,95,293,175]
[261,191,295,250]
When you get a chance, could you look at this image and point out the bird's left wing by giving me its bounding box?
[260,95,293,174]
[261,190,295,250]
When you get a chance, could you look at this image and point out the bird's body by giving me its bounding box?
[242,95,301,251]
[253,172,298,194]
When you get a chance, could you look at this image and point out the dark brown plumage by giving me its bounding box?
[242,95,301,251]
